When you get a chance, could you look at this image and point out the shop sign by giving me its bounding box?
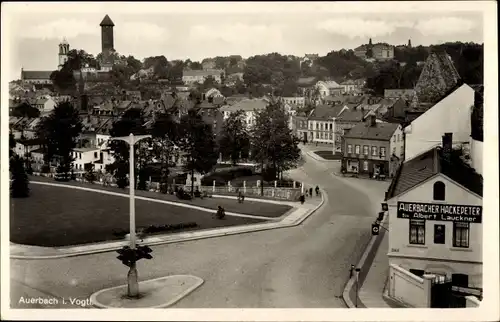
[397,201,482,223]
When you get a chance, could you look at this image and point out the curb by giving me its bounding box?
[10,193,325,260]
[90,275,204,309]
[306,151,342,163]
[341,213,388,308]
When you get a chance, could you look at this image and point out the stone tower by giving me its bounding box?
[100,14,115,57]
[58,38,70,70]
[408,39,412,48]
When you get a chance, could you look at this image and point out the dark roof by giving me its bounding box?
[22,71,53,80]
[17,138,44,146]
[297,77,317,86]
[309,104,345,120]
[100,15,115,27]
[386,147,483,200]
[30,148,45,154]
[336,108,365,122]
[344,122,399,141]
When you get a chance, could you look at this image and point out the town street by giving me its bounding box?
[10,146,389,308]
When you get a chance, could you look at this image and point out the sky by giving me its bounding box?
[2,2,485,81]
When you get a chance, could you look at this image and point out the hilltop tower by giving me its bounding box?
[100,14,115,57]
[368,38,372,45]
[408,39,412,48]
[58,38,70,70]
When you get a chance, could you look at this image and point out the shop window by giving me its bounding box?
[433,181,446,201]
[409,219,425,244]
[434,224,445,244]
[453,222,469,248]
[409,269,425,277]
[452,273,469,287]
[347,144,353,154]
[355,145,360,154]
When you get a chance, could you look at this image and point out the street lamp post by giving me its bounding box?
[355,267,361,308]
[111,133,151,298]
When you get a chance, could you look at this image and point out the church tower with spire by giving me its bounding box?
[58,38,70,70]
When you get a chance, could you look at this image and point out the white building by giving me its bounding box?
[220,98,268,129]
[280,96,305,108]
[385,139,483,301]
[384,87,484,307]
[32,97,57,113]
[182,69,224,85]
[315,80,343,98]
[404,83,475,162]
[72,147,115,172]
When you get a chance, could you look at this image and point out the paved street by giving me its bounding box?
[11,146,389,308]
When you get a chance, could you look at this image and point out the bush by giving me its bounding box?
[41,164,50,173]
[84,165,97,183]
[112,222,198,237]
[10,155,30,198]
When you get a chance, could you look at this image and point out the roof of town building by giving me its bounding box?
[386,146,483,200]
[344,121,399,141]
[413,50,461,105]
[17,138,44,146]
[335,108,366,122]
[309,104,345,120]
[74,147,100,153]
[22,70,53,80]
[318,80,342,89]
[297,77,317,86]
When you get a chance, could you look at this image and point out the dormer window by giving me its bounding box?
[433,181,446,201]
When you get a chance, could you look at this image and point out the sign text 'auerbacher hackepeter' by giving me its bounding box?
[397,202,482,223]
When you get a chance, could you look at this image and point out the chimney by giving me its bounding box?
[442,132,453,162]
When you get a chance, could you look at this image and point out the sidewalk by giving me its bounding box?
[358,221,395,308]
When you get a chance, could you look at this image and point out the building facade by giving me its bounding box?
[341,116,403,177]
[307,104,346,145]
[404,84,475,162]
[292,113,309,142]
[385,143,483,294]
[182,69,224,85]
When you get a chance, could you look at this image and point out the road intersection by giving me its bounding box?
[10,145,389,308]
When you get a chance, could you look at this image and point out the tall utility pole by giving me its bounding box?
[111,133,151,297]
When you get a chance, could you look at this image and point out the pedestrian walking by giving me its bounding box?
[315,185,320,196]
[299,194,305,204]
[309,187,313,197]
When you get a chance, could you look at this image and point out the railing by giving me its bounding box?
[29,172,302,201]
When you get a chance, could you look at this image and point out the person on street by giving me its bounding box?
[215,205,226,219]
[315,185,320,196]
[300,194,305,204]
[309,187,313,197]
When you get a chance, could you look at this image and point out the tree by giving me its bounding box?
[151,112,179,193]
[10,154,30,198]
[84,163,97,183]
[178,109,218,196]
[202,75,218,90]
[250,101,301,194]
[36,101,83,180]
[190,61,203,70]
[107,108,148,189]
[126,55,143,74]
[51,49,99,92]
[12,102,40,118]
[9,132,16,158]
[218,110,250,165]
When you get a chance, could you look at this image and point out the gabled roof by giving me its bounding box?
[22,71,53,80]
[386,147,483,200]
[309,104,345,120]
[100,15,115,27]
[318,80,342,89]
[335,108,365,122]
[344,121,399,141]
[413,50,461,105]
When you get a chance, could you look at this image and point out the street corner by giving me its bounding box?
[90,275,204,308]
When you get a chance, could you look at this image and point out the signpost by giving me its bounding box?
[397,201,482,223]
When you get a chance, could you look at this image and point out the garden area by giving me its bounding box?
[10,182,291,247]
[313,150,343,160]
